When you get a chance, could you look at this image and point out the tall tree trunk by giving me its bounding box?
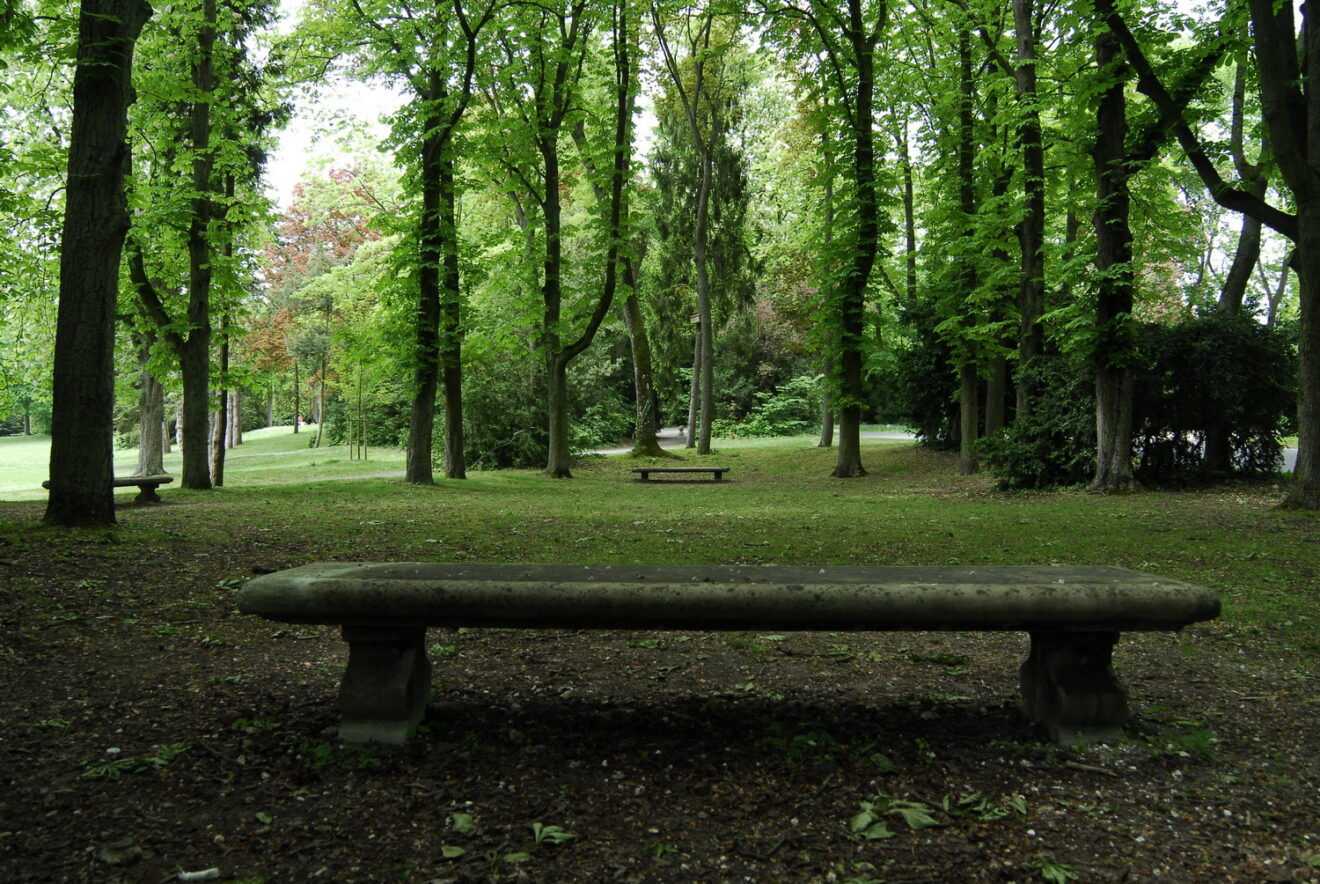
[694,149,715,455]
[1013,0,1046,421]
[134,331,165,476]
[956,25,979,475]
[45,0,152,527]
[1090,7,1137,494]
[833,0,879,479]
[622,261,666,457]
[405,75,446,484]
[439,156,466,478]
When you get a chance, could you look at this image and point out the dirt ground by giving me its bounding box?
[1,500,1318,883]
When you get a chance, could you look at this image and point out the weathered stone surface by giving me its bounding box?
[238,563,1220,632]
[337,626,430,744]
[237,563,1221,745]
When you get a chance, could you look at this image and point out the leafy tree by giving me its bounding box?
[44,0,152,526]
[759,0,888,477]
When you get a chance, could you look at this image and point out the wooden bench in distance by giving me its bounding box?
[237,563,1220,746]
[632,466,729,481]
[43,474,174,504]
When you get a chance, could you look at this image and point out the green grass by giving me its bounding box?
[3,430,1316,654]
[0,426,406,500]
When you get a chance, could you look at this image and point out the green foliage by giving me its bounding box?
[1132,313,1295,481]
[712,373,821,438]
[979,353,1097,489]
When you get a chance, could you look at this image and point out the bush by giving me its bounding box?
[712,373,822,438]
[1132,313,1294,481]
[978,353,1096,489]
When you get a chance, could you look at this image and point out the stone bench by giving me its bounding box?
[631,466,729,481]
[236,563,1220,746]
[43,474,174,504]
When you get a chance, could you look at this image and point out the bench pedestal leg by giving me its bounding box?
[135,485,162,504]
[338,626,431,744]
[1019,630,1127,745]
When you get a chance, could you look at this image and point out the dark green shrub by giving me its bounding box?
[978,353,1096,489]
[1132,313,1294,481]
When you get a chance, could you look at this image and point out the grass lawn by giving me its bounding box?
[0,434,1316,881]
[0,425,406,500]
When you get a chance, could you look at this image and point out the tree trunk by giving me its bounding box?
[985,356,1007,435]
[686,327,700,448]
[959,363,979,475]
[135,336,165,476]
[405,77,449,483]
[210,315,229,486]
[1013,0,1046,421]
[622,267,666,457]
[694,150,715,455]
[832,0,878,479]
[1285,207,1320,507]
[1090,8,1137,494]
[439,156,466,479]
[44,0,151,527]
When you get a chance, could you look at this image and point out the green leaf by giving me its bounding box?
[859,821,895,840]
[502,851,532,864]
[255,811,274,824]
[450,812,476,834]
[440,845,465,859]
[891,806,940,830]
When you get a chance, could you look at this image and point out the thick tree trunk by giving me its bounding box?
[1013,0,1046,421]
[1284,206,1320,507]
[45,0,151,527]
[1090,10,1137,494]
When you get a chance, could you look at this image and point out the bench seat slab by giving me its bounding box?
[338,626,431,743]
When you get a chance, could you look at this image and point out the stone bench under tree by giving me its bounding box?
[237,563,1220,746]
[44,474,173,504]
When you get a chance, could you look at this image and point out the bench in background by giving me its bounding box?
[44,474,174,504]
[632,466,729,481]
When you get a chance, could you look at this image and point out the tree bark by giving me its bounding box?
[686,327,700,448]
[959,363,979,475]
[832,0,880,479]
[1090,6,1137,494]
[45,0,152,527]
[1013,0,1045,421]
[134,331,165,477]
[405,75,446,484]
[621,263,667,457]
